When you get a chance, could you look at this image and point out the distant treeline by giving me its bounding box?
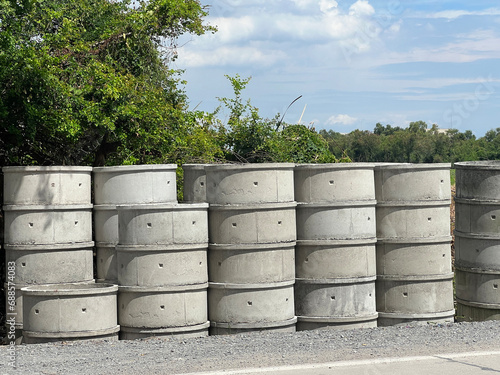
[319,121,500,164]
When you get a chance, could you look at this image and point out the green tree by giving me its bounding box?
[213,75,337,163]
[0,0,215,166]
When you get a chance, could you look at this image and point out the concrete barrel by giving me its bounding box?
[376,201,451,239]
[296,239,376,279]
[4,204,92,245]
[2,166,92,205]
[455,161,500,200]
[117,203,208,246]
[116,203,209,340]
[117,244,207,287]
[205,163,295,205]
[118,284,208,340]
[455,232,500,271]
[93,164,178,283]
[93,164,178,205]
[5,280,95,343]
[294,277,377,330]
[5,243,94,284]
[294,163,378,331]
[375,163,454,326]
[209,243,295,284]
[2,166,94,343]
[294,163,376,203]
[455,161,500,321]
[206,163,297,335]
[208,281,296,335]
[182,164,210,203]
[454,199,500,236]
[21,283,119,344]
[208,202,297,244]
[296,202,376,241]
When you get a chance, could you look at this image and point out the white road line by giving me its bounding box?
[179,350,500,375]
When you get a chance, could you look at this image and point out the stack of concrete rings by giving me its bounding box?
[455,161,500,321]
[116,202,210,339]
[294,163,378,330]
[2,166,111,343]
[93,164,178,283]
[206,164,297,334]
[374,163,455,326]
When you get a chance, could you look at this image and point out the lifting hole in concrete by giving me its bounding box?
[367,217,371,221]
[331,296,336,300]
[403,292,408,297]
[51,183,56,187]
[369,293,372,297]
[305,258,309,263]
[494,284,498,290]
[200,181,204,187]
[492,215,497,220]
[21,262,26,267]
[427,217,432,222]
[74,221,78,226]
[440,180,444,184]
[443,254,446,257]
[82,308,87,313]
[253,182,258,187]
[147,223,152,228]
[28,222,34,228]
[79,183,82,187]
[232,223,237,228]
[192,221,196,225]
[158,263,163,268]
[160,305,165,310]
[278,221,282,225]
[167,181,171,185]
[329,180,334,185]
[218,262,222,266]
[35,309,39,314]
[247,301,252,306]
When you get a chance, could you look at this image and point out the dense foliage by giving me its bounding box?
[207,75,339,164]
[320,122,498,164]
[1,0,498,169]
[0,0,215,166]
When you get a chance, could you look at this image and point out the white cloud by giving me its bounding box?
[320,0,339,15]
[371,29,500,65]
[179,46,287,67]
[326,114,358,126]
[349,0,375,17]
[290,0,316,9]
[178,0,385,68]
[426,8,500,20]
[208,16,256,44]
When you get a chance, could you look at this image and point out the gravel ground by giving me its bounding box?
[1,320,499,375]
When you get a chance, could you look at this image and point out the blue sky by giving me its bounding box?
[175,1,500,136]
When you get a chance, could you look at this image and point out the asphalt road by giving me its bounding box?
[183,351,500,375]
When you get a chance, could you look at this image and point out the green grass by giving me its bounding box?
[450,169,456,186]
